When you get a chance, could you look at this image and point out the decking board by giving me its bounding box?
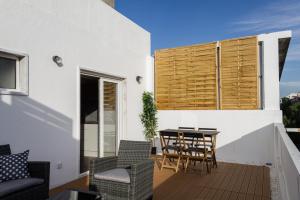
[50,156,271,200]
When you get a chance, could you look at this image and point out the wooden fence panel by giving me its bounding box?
[220,36,259,110]
[155,36,259,110]
[155,43,218,110]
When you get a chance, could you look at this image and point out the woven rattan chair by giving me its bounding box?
[0,144,50,200]
[89,140,154,200]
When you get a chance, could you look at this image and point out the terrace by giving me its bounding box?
[0,1,299,200]
[50,157,271,200]
[47,124,300,200]
[1,31,299,199]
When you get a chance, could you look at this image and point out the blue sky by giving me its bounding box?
[116,0,300,97]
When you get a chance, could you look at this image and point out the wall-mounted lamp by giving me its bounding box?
[136,76,143,84]
[52,55,63,67]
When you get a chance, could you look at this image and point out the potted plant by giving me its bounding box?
[140,91,158,154]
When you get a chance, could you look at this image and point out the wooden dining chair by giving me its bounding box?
[197,128,218,168]
[176,132,190,172]
[160,132,182,173]
[186,132,210,173]
[178,126,199,168]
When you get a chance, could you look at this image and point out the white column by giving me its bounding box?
[258,33,280,110]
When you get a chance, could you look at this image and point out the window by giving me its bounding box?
[0,50,28,95]
[0,54,19,90]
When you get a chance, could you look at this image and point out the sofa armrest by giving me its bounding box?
[28,161,50,187]
[129,159,154,198]
[89,156,118,180]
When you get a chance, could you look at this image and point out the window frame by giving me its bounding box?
[0,52,20,92]
[0,48,29,96]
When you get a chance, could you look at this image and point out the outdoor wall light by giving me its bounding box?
[52,55,63,67]
[136,76,143,84]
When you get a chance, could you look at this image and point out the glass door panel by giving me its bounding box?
[103,81,117,157]
[80,75,99,173]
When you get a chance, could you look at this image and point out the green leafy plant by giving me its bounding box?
[140,92,158,146]
[281,97,300,128]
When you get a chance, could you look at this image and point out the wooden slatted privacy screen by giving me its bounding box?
[155,36,259,110]
[155,42,218,110]
[220,36,259,109]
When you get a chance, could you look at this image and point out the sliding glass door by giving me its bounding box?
[80,75,119,173]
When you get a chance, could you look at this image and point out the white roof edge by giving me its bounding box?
[258,30,292,41]
[99,0,151,36]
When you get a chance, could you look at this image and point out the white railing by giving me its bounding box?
[274,123,300,200]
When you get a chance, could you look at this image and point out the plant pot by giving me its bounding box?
[151,147,157,155]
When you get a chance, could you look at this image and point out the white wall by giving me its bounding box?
[0,0,150,188]
[274,124,300,200]
[258,31,291,110]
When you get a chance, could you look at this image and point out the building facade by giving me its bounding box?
[0,0,292,191]
[0,0,151,188]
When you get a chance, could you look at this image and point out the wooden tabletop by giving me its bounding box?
[159,129,219,137]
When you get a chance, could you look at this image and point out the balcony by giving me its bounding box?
[50,124,300,200]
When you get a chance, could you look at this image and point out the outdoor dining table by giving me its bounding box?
[159,129,220,172]
[159,129,219,137]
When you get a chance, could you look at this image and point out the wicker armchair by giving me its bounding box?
[89,140,154,200]
[0,144,50,200]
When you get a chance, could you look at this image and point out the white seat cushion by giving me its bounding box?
[94,168,130,184]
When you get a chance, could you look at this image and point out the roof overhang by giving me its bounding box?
[279,37,291,79]
[258,30,292,80]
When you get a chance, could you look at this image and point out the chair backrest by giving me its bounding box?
[198,128,217,148]
[160,132,178,151]
[198,128,217,140]
[194,133,206,147]
[198,128,217,131]
[178,127,195,130]
[117,140,151,168]
[0,144,11,156]
[177,132,189,152]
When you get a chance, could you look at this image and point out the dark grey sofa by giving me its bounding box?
[0,144,50,200]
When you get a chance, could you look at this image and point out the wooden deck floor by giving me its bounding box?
[153,157,271,200]
[50,157,271,200]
